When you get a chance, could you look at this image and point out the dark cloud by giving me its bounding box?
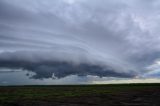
[0,51,135,79]
[0,0,160,83]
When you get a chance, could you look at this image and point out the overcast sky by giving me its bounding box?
[1,0,160,84]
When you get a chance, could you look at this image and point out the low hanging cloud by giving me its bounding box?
[1,0,160,80]
[0,51,135,79]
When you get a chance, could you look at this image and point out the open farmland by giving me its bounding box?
[0,84,160,106]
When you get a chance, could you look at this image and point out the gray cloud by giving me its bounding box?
[0,0,160,81]
[0,51,135,79]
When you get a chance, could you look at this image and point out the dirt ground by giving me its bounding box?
[1,84,160,106]
[21,91,160,106]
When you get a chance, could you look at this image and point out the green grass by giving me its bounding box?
[0,83,160,103]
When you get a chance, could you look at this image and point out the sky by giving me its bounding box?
[1,0,160,85]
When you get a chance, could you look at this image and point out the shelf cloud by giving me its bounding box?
[1,0,160,81]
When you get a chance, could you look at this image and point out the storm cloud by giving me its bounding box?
[1,0,160,81]
[0,51,135,79]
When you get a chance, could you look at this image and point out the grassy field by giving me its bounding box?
[0,83,160,106]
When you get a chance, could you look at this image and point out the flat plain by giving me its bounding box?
[0,84,160,106]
